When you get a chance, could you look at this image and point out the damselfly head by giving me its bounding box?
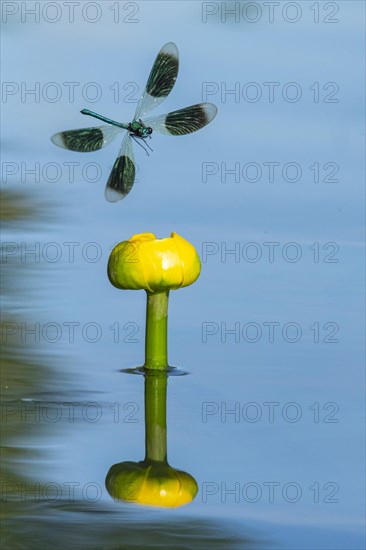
[137,126,153,138]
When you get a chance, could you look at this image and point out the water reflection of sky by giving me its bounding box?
[1,2,365,548]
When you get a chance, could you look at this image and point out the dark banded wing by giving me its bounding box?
[144,103,218,136]
[51,125,121,152]
[134,42,179,120]
[105,133,135,202]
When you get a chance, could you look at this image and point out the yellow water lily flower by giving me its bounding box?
[106,460,198,508]
[108,232,201,292]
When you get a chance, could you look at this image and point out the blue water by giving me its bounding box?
[1,1,365,548]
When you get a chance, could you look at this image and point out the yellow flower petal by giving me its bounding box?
[108,232,201,291]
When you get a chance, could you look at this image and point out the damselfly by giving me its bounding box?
[51,42,217,202]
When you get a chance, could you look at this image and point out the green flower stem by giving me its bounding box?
[144,290,169,370]
[144,372,168,464]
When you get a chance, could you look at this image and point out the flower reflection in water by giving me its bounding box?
[106,370,198,507]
